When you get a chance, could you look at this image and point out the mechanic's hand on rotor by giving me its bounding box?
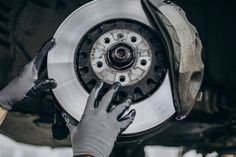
[68,81,136,157]
[0,38,57,110]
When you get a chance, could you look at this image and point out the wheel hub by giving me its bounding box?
[89,28,153,87]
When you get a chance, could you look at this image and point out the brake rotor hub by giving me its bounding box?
[90,29,152,86]
[76,20,167,103]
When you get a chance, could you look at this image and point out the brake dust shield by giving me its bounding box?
[47,0,175,140]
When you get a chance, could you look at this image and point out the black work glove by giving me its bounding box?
[68,82,136,157]
[0,38,57,110]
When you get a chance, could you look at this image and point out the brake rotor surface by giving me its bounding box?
[48,0,175,140]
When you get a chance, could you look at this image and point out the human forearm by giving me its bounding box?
[0,106,7,125]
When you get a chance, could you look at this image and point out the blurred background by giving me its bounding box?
[0,134,219,157]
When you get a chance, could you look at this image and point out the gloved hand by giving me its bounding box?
[68,82,136,157]
[0,38,57,110]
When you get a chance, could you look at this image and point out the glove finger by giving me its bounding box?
[34,38,56,72]
[37,78,57,90]
[86,81,104,111]
[111,96,132,118]
[98,82,120,111]
[119,109,136,132]
[26,78,57,97]
[66,121,78,133]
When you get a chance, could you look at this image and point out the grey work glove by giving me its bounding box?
[68,82,136,157]
[0,38,57,110]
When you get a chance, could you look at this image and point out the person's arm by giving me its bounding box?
[0,106,7,125]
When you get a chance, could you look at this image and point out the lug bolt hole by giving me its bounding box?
[131,36,137,42]
[119,76,126,82]
[97,61,103,68]
[117,33,124,39]
[140,59,147,66]
[104,38,110,44]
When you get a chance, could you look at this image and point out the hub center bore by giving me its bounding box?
[108,44,135,70]
[115,48,127,60]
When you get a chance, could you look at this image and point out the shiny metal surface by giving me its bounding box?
[48,0,175,134]
[90,29,152,86]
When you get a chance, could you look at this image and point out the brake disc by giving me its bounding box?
[48,0,175,140]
